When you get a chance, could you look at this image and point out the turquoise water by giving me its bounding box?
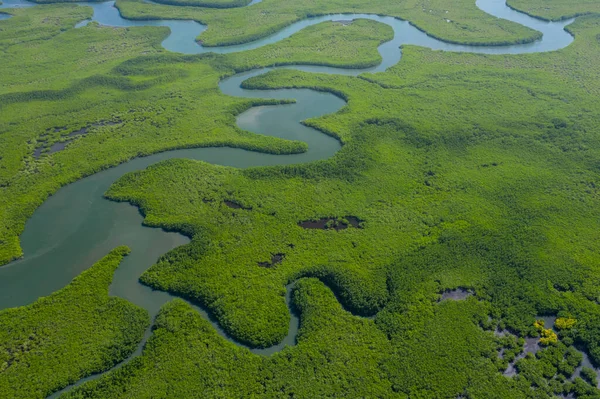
[1,0,573,58]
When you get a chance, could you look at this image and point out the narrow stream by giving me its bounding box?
[0,0,579,395]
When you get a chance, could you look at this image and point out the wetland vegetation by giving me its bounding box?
[115,0,541,47]
[0,247,148,398]
[1,0,600,397]
[507,0,600,21]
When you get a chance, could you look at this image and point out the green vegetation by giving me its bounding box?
[0,4,92,50]
[147,0,252,9]
[226,19,394,70]
[581,366,598,387]
[555,317,577,330]
[0,247,149,398]
[0,8,389,266]
[534,319,558,345]
[62,281,501,398]
[115,0,540,47]
[2,0,600,397]
[512,342,592,396]
[73,12,600,396]
[60,281,598,398]
[508,0,600,21]
[102,14,600,352]
[29,0,253,7]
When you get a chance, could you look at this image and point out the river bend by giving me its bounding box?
[0,0,577,394]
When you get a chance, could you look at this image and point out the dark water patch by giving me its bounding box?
[553,282,573,292]
[33,142,68,159]
[503,337,540,377]
[75,19,91,28]
[523,336,541,355]
[440,288,472,301]
[501,317,556,377]
[480,162,499,168]
[570,348,600,387]
[49,141,68,153]
[494,327,521,338]
[299,216,362,230]
[224,200,251,210]
[33,119,122,159]
[68,127,89,138]
[68,120,121,137]
[538,315,557,331]
[495,327,541,377]
[258,253,285,268]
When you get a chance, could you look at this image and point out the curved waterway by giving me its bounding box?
[0,0,577,394]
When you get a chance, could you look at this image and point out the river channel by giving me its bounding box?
[0,0,577,393]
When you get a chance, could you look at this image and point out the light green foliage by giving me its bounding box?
[106,158,393,347]
[94,13,600,396]
[2,1,600,397]
[116,0,540,47]
[0,10,162,94]
[227,19,394,70]
[508,0,600,21]
[571,377,600,398]
[0,4,92,50]
[105,13,600,348]
[31,0,251,7]
[0,247,149,398]
[555,317,577,330]
[0,7,388,266]
[147,0,251,9]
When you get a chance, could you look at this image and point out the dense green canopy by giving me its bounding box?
[1,0,600,397]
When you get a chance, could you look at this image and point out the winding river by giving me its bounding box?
[0,0,577,394]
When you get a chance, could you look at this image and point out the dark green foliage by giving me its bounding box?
[2,1,600,398]
[582,367,599,387]
[0,247,149,398]
[0,12,390,266]
[79,12,600,397]
[571,377,600,398]
[63,280,394,398]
